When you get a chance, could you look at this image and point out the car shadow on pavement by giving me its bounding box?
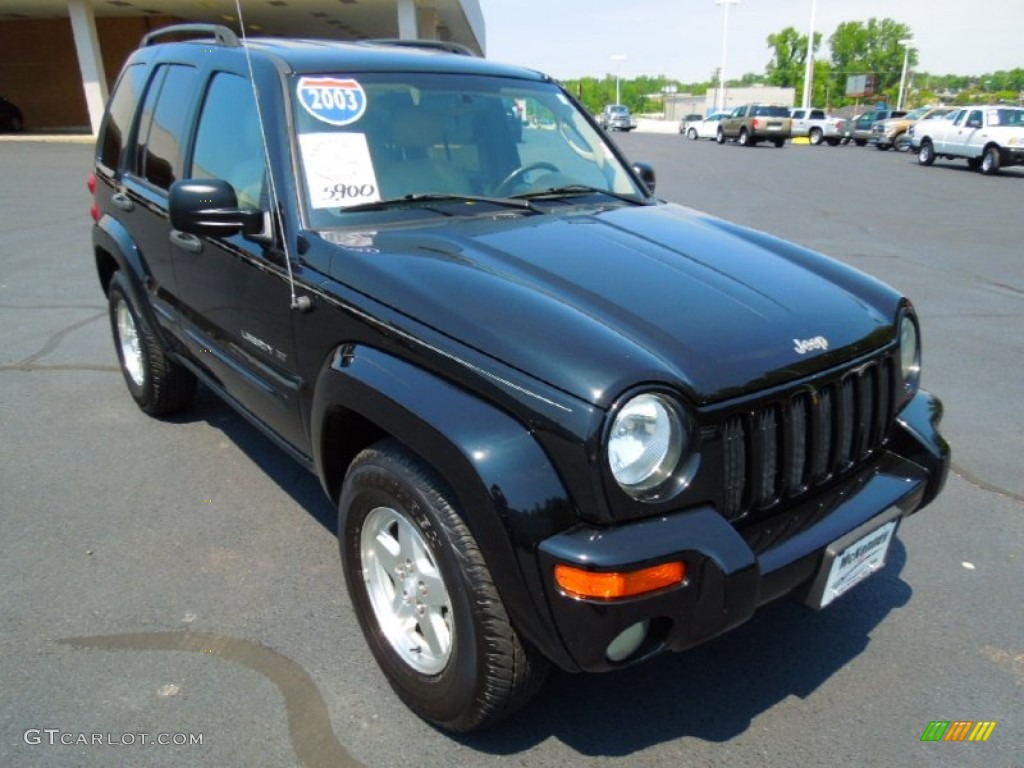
[164,384,339,534]
[457,541,911,756]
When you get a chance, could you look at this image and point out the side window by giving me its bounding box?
[190,72,266,209]
[133,64,198,191]
[97,62,145,175]
[967,110,983,129]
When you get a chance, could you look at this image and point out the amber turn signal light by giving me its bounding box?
[554,561,686,599]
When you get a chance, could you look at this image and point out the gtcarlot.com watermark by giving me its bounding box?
[24,728,203,747]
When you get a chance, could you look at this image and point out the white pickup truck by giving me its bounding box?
[789,108,845,146]
[912,105,1024,174]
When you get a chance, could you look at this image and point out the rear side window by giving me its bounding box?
[132,64,198,191]
[97,63,145,175]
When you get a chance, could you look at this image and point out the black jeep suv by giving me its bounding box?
[89,24,949,732]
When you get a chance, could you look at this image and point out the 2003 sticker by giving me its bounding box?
[296,77,367,126]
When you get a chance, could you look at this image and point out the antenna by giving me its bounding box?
[233,0,310,313]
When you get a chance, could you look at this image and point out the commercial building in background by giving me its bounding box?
[0,0,484,133]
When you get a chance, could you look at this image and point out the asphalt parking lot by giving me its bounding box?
[1,134,1021,768]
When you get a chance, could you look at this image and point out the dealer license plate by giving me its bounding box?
[806,518,898,609]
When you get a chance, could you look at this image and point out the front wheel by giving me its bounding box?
[917,140,936,166]
[107,271,195,415]
[339,441,548,731]
[687,127,698,140]
[980,146,1001,175]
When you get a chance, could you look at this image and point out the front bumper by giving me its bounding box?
[536,389,949,673]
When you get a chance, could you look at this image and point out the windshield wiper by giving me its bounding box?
[514,185,646,205]
[342,193,540,214]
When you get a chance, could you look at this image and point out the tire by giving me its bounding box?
[809,128,823,146]
[894,133,910,152]
[107,271,196,415]
[917,140,936,166]
[716,127,725,144]
[773,138,785,148]
[826,138,840,146]
[738,128,751,146]
[338,441,548,732]
[876,143,890,151]
[980,146,1001,175]
[854,138,867,147]
[687,127,698,140]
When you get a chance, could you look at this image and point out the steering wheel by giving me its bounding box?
[495,162,560,196]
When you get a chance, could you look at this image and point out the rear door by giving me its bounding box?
[115,61,199,326]
[170,68,307,452]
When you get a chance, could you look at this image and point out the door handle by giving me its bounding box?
[111,192,134,212]
[170,230,202,254]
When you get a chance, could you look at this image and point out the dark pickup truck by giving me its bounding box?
[89,24,949,732]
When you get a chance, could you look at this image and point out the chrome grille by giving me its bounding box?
[721,353,896,521]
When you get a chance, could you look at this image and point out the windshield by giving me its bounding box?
[290,72,642,228]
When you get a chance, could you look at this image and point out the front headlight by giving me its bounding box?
[899,313,921,397]
[607,393,688,499]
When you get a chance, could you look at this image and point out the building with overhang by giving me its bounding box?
[0,0,485,133]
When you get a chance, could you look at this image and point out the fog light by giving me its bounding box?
[605,620,649,663]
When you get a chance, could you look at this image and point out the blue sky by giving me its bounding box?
[476,0,1023,82]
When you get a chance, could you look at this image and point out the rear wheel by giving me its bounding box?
[854,138,867,147]
[917,140,936,166]
[773,138,786,148]
[339,441,548,731]
[738,128,751,146]
[107,271,196,415]
[716,127,726,144]
[809,128,823,146]
[980,146,1001,175]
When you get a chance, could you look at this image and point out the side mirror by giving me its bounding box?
[632,161,656,194]
[169,179,264,239]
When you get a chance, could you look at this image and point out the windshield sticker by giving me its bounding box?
[299,132,381,209]
[296,77,367,126]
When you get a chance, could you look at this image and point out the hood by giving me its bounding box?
[319,203,901,408]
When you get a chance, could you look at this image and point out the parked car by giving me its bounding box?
[0,95,24,132]
[870,106,955,151]
[789,108,845,146]
[89,23,949,732]
[677,113,703,134]
[681,112,728,140]
[912,104,1024,174]
[598,103,637,131]
[844,109,907,146]
[717,104,792,147]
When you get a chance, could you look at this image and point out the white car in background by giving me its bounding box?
[681,112,729,140]
[912,105,1024,174]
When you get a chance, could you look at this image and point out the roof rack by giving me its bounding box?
[360,39,479,57]
[141,23,241,49]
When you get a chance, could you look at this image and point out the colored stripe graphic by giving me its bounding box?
[944,721,973,741]
[921,721,950,742]
[968,721,997,742]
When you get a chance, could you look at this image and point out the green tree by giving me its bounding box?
[827,18,915,107]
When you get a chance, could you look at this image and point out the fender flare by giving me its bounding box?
[92,216,171,346]
[311,344,580,670]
